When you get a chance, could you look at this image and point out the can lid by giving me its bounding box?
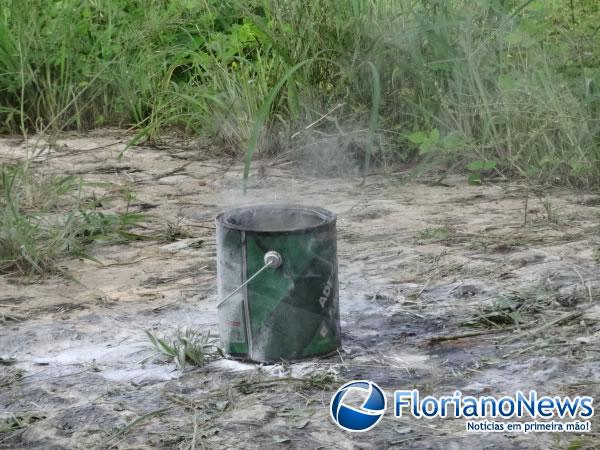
[216,204,336,234]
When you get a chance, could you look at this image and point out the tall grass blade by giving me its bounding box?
[243,59,314,192]
[363,61,381,180]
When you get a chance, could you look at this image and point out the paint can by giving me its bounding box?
[216,205,340,362]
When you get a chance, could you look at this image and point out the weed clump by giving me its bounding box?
[0,163,146,276]
[145,328,223,370]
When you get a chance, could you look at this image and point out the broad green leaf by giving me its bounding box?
[467,160,484,171]
[408,131,428,144]
[467,160,496,171]
[481,160,497,170]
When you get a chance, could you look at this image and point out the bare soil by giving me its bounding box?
[1,130,600,449]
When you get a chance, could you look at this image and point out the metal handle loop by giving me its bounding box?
[216,251,282,308]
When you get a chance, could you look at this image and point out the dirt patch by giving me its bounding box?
[1,131,600,448]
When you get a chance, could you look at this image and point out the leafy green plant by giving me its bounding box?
[408,129,441,155]
[467,160,497,185]
[145,328,223,370]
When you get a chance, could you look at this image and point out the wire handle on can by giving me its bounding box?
[217,251,282,308]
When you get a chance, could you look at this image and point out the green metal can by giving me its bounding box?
[216,205,341,362]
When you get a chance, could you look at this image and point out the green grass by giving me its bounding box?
[0,163,146,276]
[416,226,457,245]
[0,0,599,186]
[145,328,223,370]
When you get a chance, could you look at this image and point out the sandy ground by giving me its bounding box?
[1,130,600,449]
